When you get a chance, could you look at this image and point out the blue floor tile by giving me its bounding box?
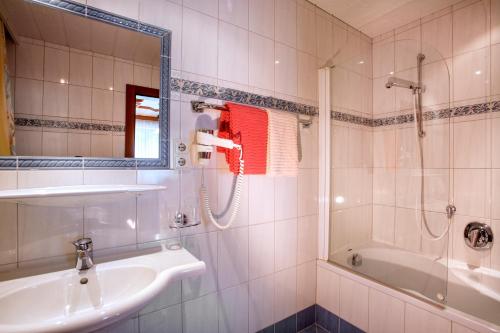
[339,319,364,333]
[275,314,297,333]
[297,305,316,331]
[315,305,339,333]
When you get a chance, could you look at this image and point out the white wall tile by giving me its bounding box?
[275,42,298,96]
[452,1,488,55]
[453,48,489,102]
[133,65,152,87]
[113,60,134,93]
[275,0,296,48]
[18,170,83,188]
[139,304,182,333]
[219,0,248,28]
[43,82,68,118]
[454,169,489,218]
[373,38,395,78]
[275,218,297,271]
[92,56,114,90]
[249,222,274,279]
[248,175,274,224]
[340,277,369,331]
[316,266,339,314]
[249,0,274,39]
[83,170,136,185]
[44,47,69,84]
[296,260,316,311]
[84,198,137,250]
[15,130,42,156]
[15,78,43,116]
[297,215,317,264]
[249,33,275,91]
[373,167,395,205]
[394,207,421,252]
[422,13,452,63]
[275,176,298,220]
[69,51,92,87]
[138,0,182,70]
[16,41,44,80]
[368,288,404,333]
[373,129,395,167]
[372,204,395,245]
[297,51,318,101]
[69,86,92,119]
[405,303,451,333]
[274,267,297,322]
[298,168,318,217]
[18,205,83,261]
[452,322,479,333]
[182,293,219,333]
[182,8,218,78]
[218,227,249,289]
[218,22,249,85]
[493,43,500,96]
[297,4,316,55]
[90,134,113,157]
[42,131,68,156]
[249,274,274,332]
[218,283,249,333]
[183,0,218,17]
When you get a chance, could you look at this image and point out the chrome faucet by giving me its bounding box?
[73,238,94,270]
[464,222,493,249]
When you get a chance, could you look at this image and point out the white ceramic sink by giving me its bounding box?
[0,247,205,333]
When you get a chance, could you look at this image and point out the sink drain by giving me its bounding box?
[80,277,88,285]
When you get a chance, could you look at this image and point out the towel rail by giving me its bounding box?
[191,101,313,128]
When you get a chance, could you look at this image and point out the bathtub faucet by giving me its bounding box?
[464,222,493,250]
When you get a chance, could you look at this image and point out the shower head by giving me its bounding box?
[385,76,419,90]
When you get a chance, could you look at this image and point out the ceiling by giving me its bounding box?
[0,0,160,66]
[309,0,463,37]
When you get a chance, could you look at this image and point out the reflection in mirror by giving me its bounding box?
[125,85,159,159]
[0,0,163,159]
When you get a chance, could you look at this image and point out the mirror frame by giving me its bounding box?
[0,0,171,169]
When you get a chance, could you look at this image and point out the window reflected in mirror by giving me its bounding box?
[125,85,159,159]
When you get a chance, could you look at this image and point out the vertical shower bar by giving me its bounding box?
[416,53,425,137]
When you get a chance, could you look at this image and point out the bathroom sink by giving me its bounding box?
[0,247,205,333]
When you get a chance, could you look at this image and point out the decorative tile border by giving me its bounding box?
[15,118,125,132]
[171,77,318,116]
[332,101,500,127]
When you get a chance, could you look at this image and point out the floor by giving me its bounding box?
[299,324,329,333]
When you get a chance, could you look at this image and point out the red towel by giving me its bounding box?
[217,102,268,174]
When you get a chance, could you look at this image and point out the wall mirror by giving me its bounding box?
[0,0,170,168]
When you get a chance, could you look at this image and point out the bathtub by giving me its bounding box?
[329,243,500,332]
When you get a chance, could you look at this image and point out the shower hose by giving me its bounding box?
[413,94,452,241]
[200,145,244,230]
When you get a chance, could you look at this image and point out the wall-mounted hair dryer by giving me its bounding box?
[192,128,244,230]
[194,129,241,166]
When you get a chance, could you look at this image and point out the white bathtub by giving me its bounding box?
[329,244,500,332]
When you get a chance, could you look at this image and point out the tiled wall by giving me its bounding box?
[0,0,366,332]
[9,36,160,158]
[369,0,500,269]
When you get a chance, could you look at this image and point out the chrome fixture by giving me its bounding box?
[190,101,313,128]
[385,53,426,137]
[446,204,457,219]
[464,222,493,249]
[73,238,94,271]
[384,77,420,90]
[351,253,362,266]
